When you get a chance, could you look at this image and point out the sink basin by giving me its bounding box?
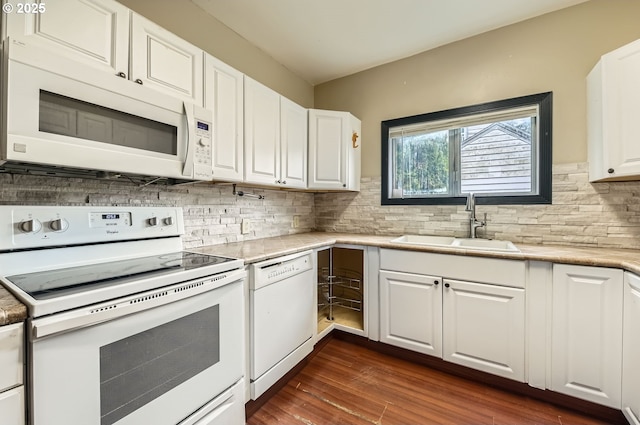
[391,235,520,252]
[452,238,520,252]
[391,235,456,246]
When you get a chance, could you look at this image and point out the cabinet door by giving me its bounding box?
[0,387,25,425]
[308,109,348,190]
[280,97,308,189]
[3,0,129,77]
[551,264,623,408]
[244,77,280,185]
[443,279,525,382]
[0,323,23,393]
[204,54,243,182]
[130,14,203,106]
[588,38,640,181]
[623,272,640,425]
[379,270,442,356]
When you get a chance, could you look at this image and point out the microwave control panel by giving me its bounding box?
[193,119,212,180]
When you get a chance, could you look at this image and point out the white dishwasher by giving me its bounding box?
[250,250,315,399]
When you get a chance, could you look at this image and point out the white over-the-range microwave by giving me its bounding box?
[0,39,213,182]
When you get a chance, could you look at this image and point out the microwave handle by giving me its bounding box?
[182,102,196,178]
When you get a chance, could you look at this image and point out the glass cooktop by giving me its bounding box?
[4,252,235,301]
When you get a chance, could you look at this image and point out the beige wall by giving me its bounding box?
[119,0,314,107]
[314,0,640,177]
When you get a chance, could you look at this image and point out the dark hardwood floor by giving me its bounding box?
[247,336,616,425]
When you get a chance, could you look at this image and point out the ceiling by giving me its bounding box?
[192,0,589,86]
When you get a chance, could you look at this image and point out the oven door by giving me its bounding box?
[28,271,244,425]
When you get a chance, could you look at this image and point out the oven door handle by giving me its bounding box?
[30,268,246,341]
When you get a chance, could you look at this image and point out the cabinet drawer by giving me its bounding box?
[380,249,525,288]
[0,323,24,392]
[0,386,25,425]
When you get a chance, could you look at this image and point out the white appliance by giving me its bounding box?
[250,250,314,399]
[0,206,245,425]
[0,39,212,182]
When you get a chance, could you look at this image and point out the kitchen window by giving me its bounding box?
[381,92,552,205]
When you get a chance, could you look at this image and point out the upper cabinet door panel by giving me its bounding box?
[4,0,129,76]
[244,77,280,185]
[204,54,244,182]
[130,14,203,106]
[280,96,307,189]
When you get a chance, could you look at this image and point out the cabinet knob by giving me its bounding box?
[135,78,143,85]
[116,71,127,79]
[607,168,615,174]
[444,282,450,288]
[434,280,439,286]
[276,180,281,184]
[282,180,287,185]
[342,183,347,188]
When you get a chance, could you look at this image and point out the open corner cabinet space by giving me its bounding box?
[316,246,365,339]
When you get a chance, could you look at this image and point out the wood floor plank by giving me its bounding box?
[246,338,614,425]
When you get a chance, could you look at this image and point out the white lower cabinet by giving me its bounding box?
[443,279,525,381]
[379,270,442,356]
[378,249,525,382]
[623,272,640,425]
[0,323,24,425]
[551,264,623,409]
[0,387,25,425]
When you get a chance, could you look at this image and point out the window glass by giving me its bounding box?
[381,92,552,205]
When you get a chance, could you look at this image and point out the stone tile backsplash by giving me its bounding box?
[315,162,640,250]
[0,174,314,249]
[2,162,640,250]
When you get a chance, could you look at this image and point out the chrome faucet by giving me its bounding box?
[465,192,486,239]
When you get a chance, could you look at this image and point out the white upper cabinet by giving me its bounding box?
[130,14,203,106]
[3,0,203,106]
[244,77,281,186]
[244,77,307,188]
[280,96,308,189]
[308,109,361,191]
[204,54,244,182]
[551,264,623,408]
[588,38,640,182]
[3,0,129,76]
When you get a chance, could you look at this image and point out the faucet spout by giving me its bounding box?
[465,192,486,238]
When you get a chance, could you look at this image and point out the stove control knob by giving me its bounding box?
[163,217,174,226]
[48,218,69,232]
[147,217,158,227]
[19,219,42,233]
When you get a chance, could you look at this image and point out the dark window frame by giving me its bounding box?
[381,92,553,206]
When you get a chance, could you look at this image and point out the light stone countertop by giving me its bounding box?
[192,231,640,273]
[3,231,640,327]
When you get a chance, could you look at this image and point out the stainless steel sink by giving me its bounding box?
[391,235,520,252]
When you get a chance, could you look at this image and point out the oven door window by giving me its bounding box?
[39,90,178,156]
[100,305,220,425]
